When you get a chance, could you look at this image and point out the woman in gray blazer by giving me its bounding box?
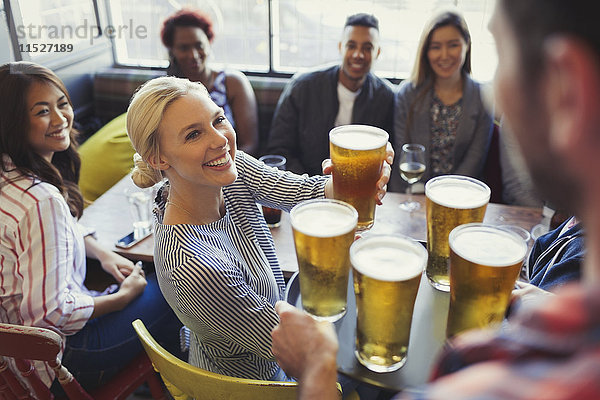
[390,10,493,193]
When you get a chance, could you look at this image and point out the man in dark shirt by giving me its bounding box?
[266,13,394,175]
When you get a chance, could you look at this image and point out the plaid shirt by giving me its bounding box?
[399,283,600,399]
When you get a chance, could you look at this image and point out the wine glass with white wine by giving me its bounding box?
[398,143,426,212]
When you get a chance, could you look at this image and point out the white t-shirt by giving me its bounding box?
[334,82,361,127]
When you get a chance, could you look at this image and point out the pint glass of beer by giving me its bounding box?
[350,235,427,372]
[329,125,388,231]
[290,199,358,322]
[446,223,527,338]
[425,175,490,291]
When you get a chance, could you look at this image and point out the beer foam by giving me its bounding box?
[329,126,388,150]
[450,226,527,267]
[291,201,357,237]
[351,236,426,281]
[426,177,490,209]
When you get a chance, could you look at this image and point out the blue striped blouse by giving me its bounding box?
[153,151,328,380]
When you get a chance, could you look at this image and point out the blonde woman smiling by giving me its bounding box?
[126,76,393,381]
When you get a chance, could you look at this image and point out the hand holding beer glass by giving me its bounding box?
[350,235,427,372]
[425,175,490,291]
[398,143,426,212]
[329,125,388,231]
[446,223,527,338]
[290,199,358,322]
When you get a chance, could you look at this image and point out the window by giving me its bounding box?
[0,3,14,63]
[111,0,496,81]
[108,0,270,71]
[272,0,497,81]
[7,0,497,81]
[8,0,105,65]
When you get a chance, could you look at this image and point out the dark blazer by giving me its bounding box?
[389,74,493,192]
[266,64,395,176]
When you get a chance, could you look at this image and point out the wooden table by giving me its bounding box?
[276,195,542,391]
[285,269,451,392]
[81,174,543,278]
[80,175,155,262]
[82,174,543,390]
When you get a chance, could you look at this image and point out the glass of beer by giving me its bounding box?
[258,155,287,227]
[446,223,527,338]
[290,199,358,322]
[329,125,388,232]
[350,234,427,372]
[425,175,490,291]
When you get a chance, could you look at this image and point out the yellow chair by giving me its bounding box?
[132,319,299,400]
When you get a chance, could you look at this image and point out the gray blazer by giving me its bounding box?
[389,75,493,192]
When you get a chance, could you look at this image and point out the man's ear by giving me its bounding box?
[375,46,381,60]
[147,153,170,171]
[543,37,600,154]
[338,41,342,55]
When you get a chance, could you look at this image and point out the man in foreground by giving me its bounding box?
[271,0,600,398]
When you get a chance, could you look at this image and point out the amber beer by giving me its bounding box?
[329,125,388,231]
[350,235,427,372]
[290,199,358,322]
[425,175,490,291]
[446,223,527,337]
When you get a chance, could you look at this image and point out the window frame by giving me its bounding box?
[5,0,112,70]
[6,0,494,83]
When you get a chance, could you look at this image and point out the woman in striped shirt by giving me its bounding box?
[126,76,393,380]
[0,62,183,393]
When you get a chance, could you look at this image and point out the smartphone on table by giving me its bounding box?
[115,230,152,249]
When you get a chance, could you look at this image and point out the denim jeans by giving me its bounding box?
[55,273,184,392]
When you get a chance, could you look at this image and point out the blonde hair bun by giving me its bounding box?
[131,153,162,188]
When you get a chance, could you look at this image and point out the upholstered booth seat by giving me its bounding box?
[78,112,134,204]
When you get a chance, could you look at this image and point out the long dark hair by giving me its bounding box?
[406,10,472,142]
[0,62,84,218]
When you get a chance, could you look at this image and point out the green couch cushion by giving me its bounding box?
[78,113,134,204]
